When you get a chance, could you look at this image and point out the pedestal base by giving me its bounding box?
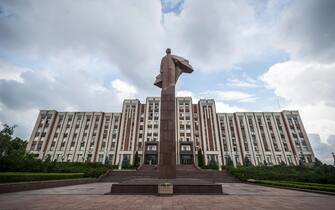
[109,178,223,195]
[159,86,176,179]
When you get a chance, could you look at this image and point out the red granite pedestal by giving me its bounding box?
[159,86,176,179]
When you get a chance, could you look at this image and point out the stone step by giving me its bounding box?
[99,165,240,183]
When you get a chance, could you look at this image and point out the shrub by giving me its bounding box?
[227,165,335,184]
[197,149,205,167]
[202,159,219,170]
[227,156,234,166]
[0,158,111,178]
[134,151,140,169]
[244,157,253,167]
[0,172,84,183]
[255,180,335,193]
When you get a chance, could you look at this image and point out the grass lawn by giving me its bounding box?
[255,180,335,193]
[0,172,84,183]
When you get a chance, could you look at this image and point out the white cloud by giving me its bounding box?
[0,60,131,138]
[261,61,335,143]
[216,101,247,113]
[163,0,271,71]
[176,90,198,102]
[111,79,137,101]
[261,61,335,106]
[261,0,335,162]
[309,134,335,164]
[199,90,257,103]
[177,89,246,113]
[275,0,335,63]
[0,0,164,88]
[0,59,29,83]
[227,74,260,88]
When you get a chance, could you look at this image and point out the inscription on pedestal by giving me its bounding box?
[158,183,173,195]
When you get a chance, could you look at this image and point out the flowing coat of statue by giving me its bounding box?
[154,48,193,179]
[154,48,193,89]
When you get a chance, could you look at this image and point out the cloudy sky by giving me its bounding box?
[0,0,334,164]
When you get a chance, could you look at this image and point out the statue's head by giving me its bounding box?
[166,48,171,54]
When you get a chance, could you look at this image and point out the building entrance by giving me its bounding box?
[180,154,193,165]
[145,154,157,165]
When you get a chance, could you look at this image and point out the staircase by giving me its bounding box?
[99,165,158,182]
[176,165,240,183]
[99,164,239,183]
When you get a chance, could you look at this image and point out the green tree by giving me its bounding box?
[226,156,234,166]
[134,151,140,168]
[0,124,15,157]
[299,155,305,167]
[314,157,323,167]
[244,157,253,167]
[122,158,131,169]
[0,124,27,159]
[197,149,204,167]
[208,159,219,170]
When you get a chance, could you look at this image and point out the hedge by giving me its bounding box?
[255,180,335,193]
[0,158,111,178]
[227,165,335,184]
[0,172,84,183]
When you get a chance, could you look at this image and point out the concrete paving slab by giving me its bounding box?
[220,183,323,196]
[0,182,334,210]
[8,182,114,195]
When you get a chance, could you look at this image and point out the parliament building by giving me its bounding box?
[26,97,315,168]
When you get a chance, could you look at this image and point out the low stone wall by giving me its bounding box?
[110,183,223,195]
[0,178,96,194]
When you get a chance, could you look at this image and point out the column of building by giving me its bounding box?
[27,98,316,167]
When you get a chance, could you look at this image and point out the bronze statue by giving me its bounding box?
[154,48,193,89]
[155,48,193,179]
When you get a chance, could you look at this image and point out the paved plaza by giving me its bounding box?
[0,183,334,210]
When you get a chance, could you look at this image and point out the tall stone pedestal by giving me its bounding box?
[159,86,176,179]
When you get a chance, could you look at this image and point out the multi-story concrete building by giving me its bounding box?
[27,97,315,168]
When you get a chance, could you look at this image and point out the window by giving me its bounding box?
[101,141,106,150]
[147,145,157,151]
[87,154,92,162]
[235,155,240,165]
[306,155,312,163]
[266,156,272,165]
[50,141,56,151]
[285,156,292,165]
[77,154,83,162]
[256,156,261,165]
[276,155,282,164]
[181,145,191,151]
[35,141,43,151]
[108,154,114,163]
[110,142,116,151]
[80,141,85,150]
[98,154,104,162]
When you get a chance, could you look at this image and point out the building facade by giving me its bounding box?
[26,97,315,168]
